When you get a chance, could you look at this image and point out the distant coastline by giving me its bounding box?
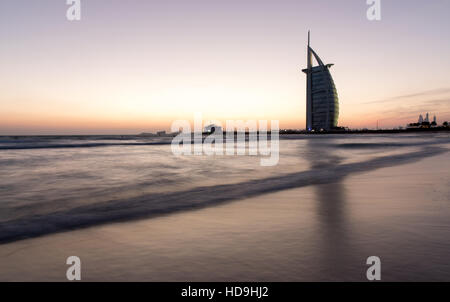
[0,126,449,140]
[279,127,450,135]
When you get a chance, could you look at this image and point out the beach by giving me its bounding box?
[0,134,449,281]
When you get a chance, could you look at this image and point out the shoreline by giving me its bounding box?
[0,149,449,281]
[0,145,447,245]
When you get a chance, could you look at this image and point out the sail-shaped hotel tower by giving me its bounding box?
[302,32,339,131]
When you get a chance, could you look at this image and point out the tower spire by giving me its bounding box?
[307,31,312,69]
[305,30,312,130]
[308,30,310,47]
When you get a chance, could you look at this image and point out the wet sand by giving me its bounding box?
[0,152,449,281]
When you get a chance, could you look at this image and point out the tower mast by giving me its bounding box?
[306,31,313,130]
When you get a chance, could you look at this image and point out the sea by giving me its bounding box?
[0,133,449,281]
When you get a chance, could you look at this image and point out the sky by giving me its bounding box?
[1,0,450,134]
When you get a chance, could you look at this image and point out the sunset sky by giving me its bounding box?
[1,0,450,134]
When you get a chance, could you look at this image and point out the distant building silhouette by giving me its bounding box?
[408,113,440,129]
[418,114,424,123]
[302,31,339,131]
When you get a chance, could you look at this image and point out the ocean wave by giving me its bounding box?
[0,141,172,150]
[0,146,447,244]
[1,136,448,150]
[336,141,448,149]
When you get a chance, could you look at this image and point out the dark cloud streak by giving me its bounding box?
[363,87,450,105]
